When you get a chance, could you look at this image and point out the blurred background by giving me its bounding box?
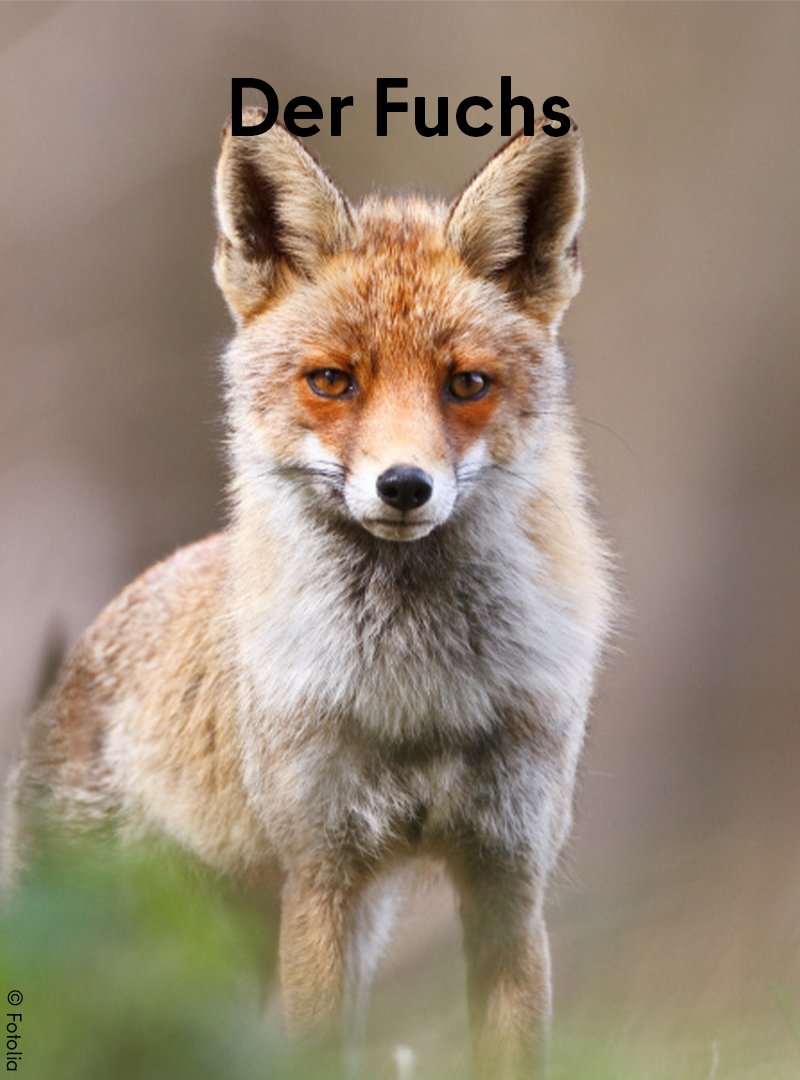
[1,3,799,1077]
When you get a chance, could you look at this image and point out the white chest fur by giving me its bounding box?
[233,495,599,745]
[229,495,602,866]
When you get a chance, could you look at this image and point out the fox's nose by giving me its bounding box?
[376,465,433,512]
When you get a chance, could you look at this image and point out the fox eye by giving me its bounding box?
[307,369,355,398]
[446,371,490,401]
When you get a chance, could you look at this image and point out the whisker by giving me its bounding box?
[487,464,541,495]
[261,459,348,493]
[533,406,641,467]
[488,464,581,540]
[456,468,487,484]
[576,415,641,466]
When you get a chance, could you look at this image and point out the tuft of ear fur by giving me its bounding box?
[214,110,355,321]
[446,119,584,327]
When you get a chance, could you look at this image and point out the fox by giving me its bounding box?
[2,109,614,1079]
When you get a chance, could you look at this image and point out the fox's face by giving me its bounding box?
[215,113,584,541]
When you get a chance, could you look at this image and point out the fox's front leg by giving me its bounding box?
[279,867,393,1078]
[454,860,552,1080]
[279,870,353,1035]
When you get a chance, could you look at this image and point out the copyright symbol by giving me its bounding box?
[7,991,22,1006]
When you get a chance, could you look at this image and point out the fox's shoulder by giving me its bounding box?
[51,532,230,712]
[88,531,227,641]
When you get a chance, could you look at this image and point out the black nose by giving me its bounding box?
[376,465,433,511]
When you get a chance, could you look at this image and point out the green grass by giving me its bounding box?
[0,837,278,1080]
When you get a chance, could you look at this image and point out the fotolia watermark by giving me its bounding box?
[6,993,23,1071]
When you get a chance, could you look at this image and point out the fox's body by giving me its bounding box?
[4,115,614,1078]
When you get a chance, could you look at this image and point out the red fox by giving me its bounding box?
[3,111,614,1078]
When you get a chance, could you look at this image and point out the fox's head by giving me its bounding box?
[215,111,584,543]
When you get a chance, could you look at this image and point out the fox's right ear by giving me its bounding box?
[213,110,355,322]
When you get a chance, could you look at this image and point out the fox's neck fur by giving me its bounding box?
[227,416,605,764]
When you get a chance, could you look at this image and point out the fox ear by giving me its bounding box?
[213,111,355,321]
[446,121,584,327]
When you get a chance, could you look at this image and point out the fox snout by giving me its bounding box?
[344,458,459,542]
[376,465,433,512]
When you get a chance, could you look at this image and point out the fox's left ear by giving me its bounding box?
[214,110,355,322]
[446,120,584,328]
